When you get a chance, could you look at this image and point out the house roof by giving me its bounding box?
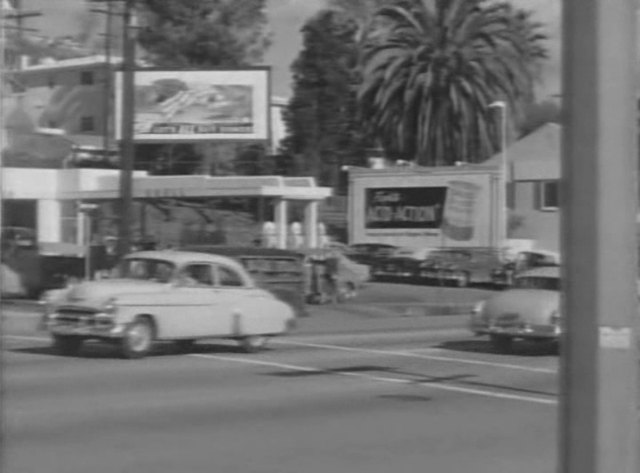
[486,122,561,181]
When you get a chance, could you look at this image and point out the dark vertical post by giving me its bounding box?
[560,1,639,472]
[102,0,113,164]
[117,0,135,257]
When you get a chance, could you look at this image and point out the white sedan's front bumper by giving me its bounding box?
[46,313,127,339]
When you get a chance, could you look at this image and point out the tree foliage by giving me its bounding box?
[133,0,272,175]
[136,0,271,67]
[327,0,399,40]
[358,0,547,165]
[282,10,369,189]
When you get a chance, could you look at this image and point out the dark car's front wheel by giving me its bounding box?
[52,334,84,356]
[120,317,155,359]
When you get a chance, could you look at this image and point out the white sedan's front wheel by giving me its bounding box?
[120,317,154,359]
[239,335,270,353]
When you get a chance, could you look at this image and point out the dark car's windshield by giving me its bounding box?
[117,258,176,283]
[514,276,560,291]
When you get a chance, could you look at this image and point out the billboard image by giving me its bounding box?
[115,69,270,142]
[354,172,496,248]
[365,187,447,229]
[441,180,483,241]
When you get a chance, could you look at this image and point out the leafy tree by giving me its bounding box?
[358,0,547,165]
[136,0,271,67]
[133,0,272,175]
[282,10,369,190]
[327,0,400,40]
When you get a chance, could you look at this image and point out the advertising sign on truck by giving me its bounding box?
[349,166,501,249]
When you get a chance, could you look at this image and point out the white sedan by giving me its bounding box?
[41,251,297,358]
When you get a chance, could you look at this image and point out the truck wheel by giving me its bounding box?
[490,334,513,353]
[120,317,155,359]
[52,334,84,356]
[239,335,269,353]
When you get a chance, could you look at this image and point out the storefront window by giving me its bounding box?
[539,181,559,210]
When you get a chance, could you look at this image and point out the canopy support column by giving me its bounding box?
[274,198,288,249]
[304,200,319,248]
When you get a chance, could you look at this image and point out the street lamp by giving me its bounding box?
[489,100,508,246]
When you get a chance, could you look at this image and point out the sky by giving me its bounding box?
[16,0,562,99]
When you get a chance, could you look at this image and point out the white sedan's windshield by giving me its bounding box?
[514,276,560,291]
[118,258,175,283]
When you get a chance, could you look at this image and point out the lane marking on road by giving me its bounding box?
[274,339,557,374]
[189,353,557,406]
[2,334,556,374]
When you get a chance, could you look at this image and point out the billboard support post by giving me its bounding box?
[560,1,639,472]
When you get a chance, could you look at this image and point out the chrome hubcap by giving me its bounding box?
[128,323,151,352]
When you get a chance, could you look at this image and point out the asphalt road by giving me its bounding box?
[2,313,563,473]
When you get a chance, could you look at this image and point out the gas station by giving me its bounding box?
[1,167,332,254]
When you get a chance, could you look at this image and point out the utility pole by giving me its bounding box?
[90,0,116,166]
[560,1,639,473]
[117,0,136,257]
[1,0,41,70]
[88,0,135,256]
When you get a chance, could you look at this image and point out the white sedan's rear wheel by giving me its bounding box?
[120,317,154,359]
[239,335,269,353]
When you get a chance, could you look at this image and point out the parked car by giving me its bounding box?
[182,245,308,318]
[370,247,436,282]
[491,249,561,287]
[346,243,398,266]
[469,266,561,352]
[41,250,297,359]
[417,247,505,287]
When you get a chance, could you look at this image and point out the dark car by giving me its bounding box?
[346,243,398,266]
[370,247,436,282]
[181,245,309,318]
[417,247,505,288]
[491,250,561,288]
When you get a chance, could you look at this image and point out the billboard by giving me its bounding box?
[353,171,497,248]
[115,68,270,142]
[365,187,447,229]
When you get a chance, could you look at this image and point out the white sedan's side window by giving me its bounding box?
[217,265,245,287]
[180,264,214,287]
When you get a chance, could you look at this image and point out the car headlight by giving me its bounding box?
[102,297,119,315]
[472,300,486,316]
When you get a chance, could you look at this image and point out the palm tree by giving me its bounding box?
[358,0,547,165]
